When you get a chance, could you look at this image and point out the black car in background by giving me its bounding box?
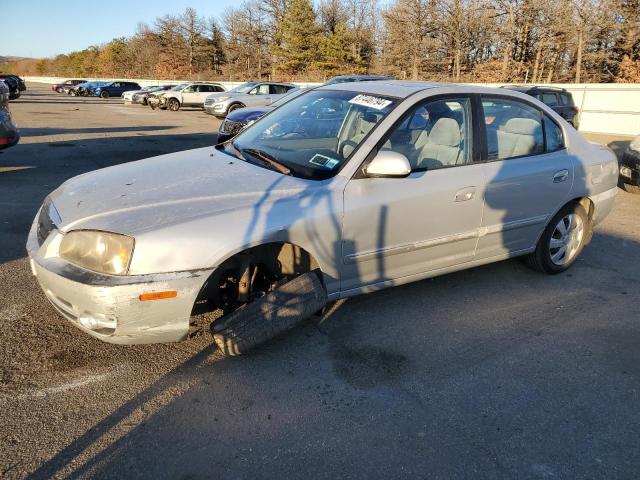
[620,135,640,194]
[1,73,26,92]
[0,74,22,99]
[0,81,20,150]
[324,74,395,85]
[502,85,579,128]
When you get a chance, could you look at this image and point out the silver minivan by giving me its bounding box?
[28,82,618,354]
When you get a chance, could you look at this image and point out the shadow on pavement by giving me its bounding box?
[24,229,640,479]
[19,126,178,136]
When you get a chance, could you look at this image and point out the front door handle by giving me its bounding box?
[455,187,476,202]
[553,169,569,183]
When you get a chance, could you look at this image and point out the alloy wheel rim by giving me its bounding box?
[549,213,584,266]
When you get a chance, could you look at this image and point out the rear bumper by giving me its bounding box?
[27,222,213,345]
[589,186,618,226]
[0,129,19,150]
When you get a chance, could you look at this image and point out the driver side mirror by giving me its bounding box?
[365,151,411,178]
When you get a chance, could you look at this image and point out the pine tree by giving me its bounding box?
[318,23,365,75]
[273,0,322,75]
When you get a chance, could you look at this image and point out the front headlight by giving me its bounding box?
[59,230,134,275]
[216,96,230,102]
[629,136,640,152]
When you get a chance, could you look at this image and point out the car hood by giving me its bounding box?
[49,146,317,235]
[226,106,272,122]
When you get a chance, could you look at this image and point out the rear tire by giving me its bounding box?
[211,271,327,356]
[622,182,640,194]
[525,202,590,274]
[168,98,180,111]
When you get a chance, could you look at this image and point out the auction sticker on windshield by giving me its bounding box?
[309,154,340,169]
[348,94,392,110]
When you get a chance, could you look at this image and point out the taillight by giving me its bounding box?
[571,106,579,113]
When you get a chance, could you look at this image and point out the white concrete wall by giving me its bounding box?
[23,76,640,136]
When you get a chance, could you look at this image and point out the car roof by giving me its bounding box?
[317,80,551,101]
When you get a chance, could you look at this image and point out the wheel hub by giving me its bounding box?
[549,213,584,266]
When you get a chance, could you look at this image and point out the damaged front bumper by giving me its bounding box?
[147,96,167,109]
[26,220,213,345]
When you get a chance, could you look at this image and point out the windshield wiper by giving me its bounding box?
[241,148,291,175]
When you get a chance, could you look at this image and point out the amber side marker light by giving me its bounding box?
[139,291,177,301]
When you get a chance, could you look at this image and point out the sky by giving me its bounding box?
[1,0,241,58]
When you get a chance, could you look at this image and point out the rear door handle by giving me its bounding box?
[455,187,476,202]
[553,169,569,183]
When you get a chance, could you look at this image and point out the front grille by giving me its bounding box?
[205,98,216,106]
[220,119,245,135]
[37,199,58,246]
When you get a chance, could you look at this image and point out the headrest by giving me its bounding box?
[501,118,541,136]
[429,118,461,147]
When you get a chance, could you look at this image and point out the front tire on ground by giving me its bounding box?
[211,271,327,356]
[100,91,109,99]
[168,98,180,111]
[525,202,590,274]
[226,103,245,115]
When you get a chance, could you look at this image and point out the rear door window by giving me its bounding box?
[481,98,544,160]
[543,115,565,152]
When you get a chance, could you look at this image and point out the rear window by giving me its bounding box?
[560,93,573,106]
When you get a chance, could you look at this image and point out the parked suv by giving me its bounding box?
[151,82,226,111]
[204,82,296,118]
[502,86,579,128]
[52,79,84,93]
[93,81,142,99]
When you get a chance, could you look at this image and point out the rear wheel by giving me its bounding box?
[56,87,63,93]
[525,202,589,274]
[168,98,180,111]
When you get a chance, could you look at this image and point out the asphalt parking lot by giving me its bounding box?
[1,84,639,479]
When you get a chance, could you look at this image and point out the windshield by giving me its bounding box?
[171,83,188,91]
[270,88,308,108]
[226,89,398,180]
[229,82,258,94]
